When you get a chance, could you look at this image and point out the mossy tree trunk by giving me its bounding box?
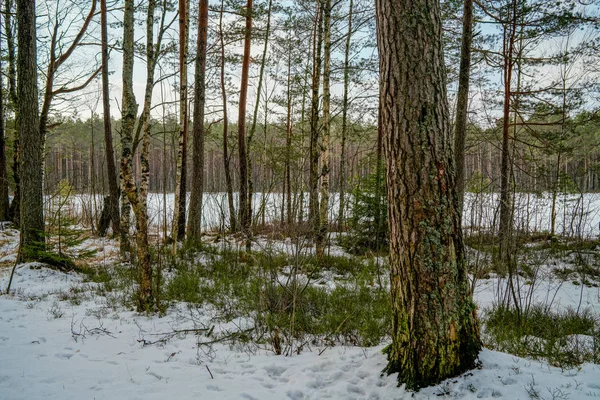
[375,0,481,390]
[17,0,45,260]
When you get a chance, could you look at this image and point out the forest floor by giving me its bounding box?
[1,227,600,400]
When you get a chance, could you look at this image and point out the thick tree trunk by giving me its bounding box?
[375,0,480,389]
[219,0,236,232]
[187,0,209,242]
[237,0,253,243]
[99,0,121,237]
[453,0,473,215]
[17,0,45,259]
[316,0,331,259]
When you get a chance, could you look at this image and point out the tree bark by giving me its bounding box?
[119,0,138,261]
[316,0,331,259]
[5,0,19,225]
[0,9,9,221]
[99,0,121,237]
[309,1,323,239]
[375,0,480,389]
[173,0,189,245]
[17,0,45,259]
[247,0,272,241]
[219,0,236,231]
[453,0,473,215]
[187,0,209,242]
[237,0,253,243]
[337,0,353,227]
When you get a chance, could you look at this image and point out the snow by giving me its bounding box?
[1,265,599,400]
[1,193,600,399]
[1,259,599,398]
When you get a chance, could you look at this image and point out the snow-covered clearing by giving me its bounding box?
[1,192,600,399]
[2,262,599,400]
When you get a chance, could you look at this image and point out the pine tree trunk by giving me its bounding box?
[453,0,473,215]
[246,0,271,246]
[499,0,518,269]
[17,0,45,259]
[173,0,189,245]
[316,0,331,259]
[337,0,353,227]
[5,0,19,225]
[219,0,236,232]
[100,0,121,237]
[237,0,253,243]
[285,44,293,227]
[187,0,208,241]
[309,2,323,239]
[375,0,481,389]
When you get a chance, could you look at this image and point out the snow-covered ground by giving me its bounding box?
[1,224,599,399]
[1,263,599,400]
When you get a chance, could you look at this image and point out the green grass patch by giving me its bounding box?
[483,304,600,369]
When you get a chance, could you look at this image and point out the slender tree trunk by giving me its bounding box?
[187,0,209,241]
[173,0,189,245]
[309,2,323,239]
[99,0,121,237]
[0,11,9,221]
[17,0,45,260]
[285,41,293,226]
[219,0,236,231]
[453,0,473,215]
[498,0,518,268]
[375,0,480,389]
[316,0,331,259]
[337,0,353,227]
[5,0,19,225]
[237,0,253,243]
[247,0,272,246]
[120,0,154,310]
[119,0,138,262]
